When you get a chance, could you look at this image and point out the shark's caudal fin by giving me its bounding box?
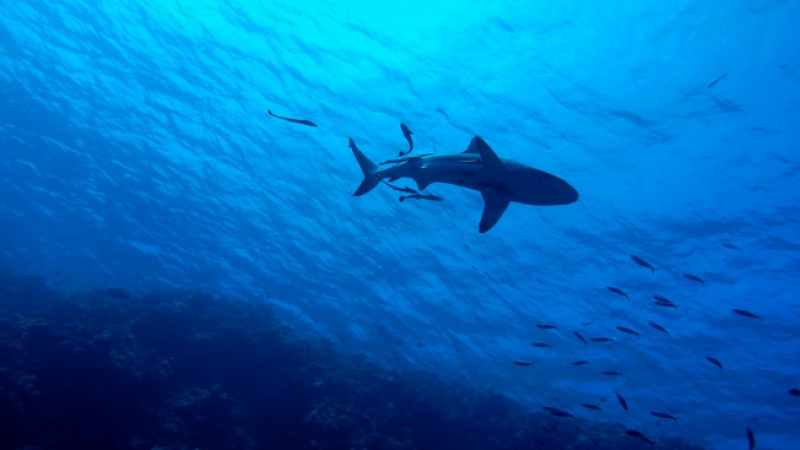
[349,138,381,196]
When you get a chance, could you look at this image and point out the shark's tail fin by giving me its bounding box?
[350,138,381,196]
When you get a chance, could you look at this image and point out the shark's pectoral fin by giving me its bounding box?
[479,190,511,233]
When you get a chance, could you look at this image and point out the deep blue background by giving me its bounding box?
[1,1,798,448]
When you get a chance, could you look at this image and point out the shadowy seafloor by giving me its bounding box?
[0,272,704,450]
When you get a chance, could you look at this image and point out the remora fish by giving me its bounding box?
[350,136,579,233]
[631,255,657,274]
[399,193,443,202]
[573,331,588,345]
[268,109,318,127]
[648,322,669,335]
[399,123,414,156]
[513,361,534,367]
[381,181,418,194]
[723,243,742,251]
[536,324,558,330]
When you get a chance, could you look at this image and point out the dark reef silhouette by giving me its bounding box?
[0,272,704,450]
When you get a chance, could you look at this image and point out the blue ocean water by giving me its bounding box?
[1,0,798,449]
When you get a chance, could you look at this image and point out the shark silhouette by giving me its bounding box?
[350,135,578,233]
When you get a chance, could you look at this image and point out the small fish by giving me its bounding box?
[542,406,563,413]
[590,337,615,343]
[789,388,800,397]
[550,410,574,418]
[654,301,678,309]
[513,361,534,367]
[616,326,639,337]
[648,322,669,335]
[652,295,672,303]
[399,193,443,202]
[615,390,628,411]
[582,404,602,410]
[606,286,629,298]
[625,429,654,445]
[722,243,742,251]
[268,109,318,127]
[746,427,755,450]
[573,331,587,345]
[571,361,589,366]
[381,181,418,194]
[683,274,705,284]
[604,371,623,376]
[707,73,727,89]
[706,356,723,372]
[733,309,759,319]
[631,255,657,274]
[398,123,414,156]
[536,324,558,330]
[531,343,551,348]
[650,411,677,421]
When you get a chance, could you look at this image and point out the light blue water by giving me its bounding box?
[1,1,798,448]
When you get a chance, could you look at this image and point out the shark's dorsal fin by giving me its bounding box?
[471,136,509,176]
[479,190,511,233]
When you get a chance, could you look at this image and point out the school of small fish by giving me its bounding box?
[514,251,796,448]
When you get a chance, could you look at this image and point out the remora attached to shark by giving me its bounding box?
[349,135,578,233]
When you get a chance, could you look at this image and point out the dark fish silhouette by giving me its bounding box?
[572,361,589,366]
[582,404,601,410]
[654,300,678,309]
[399,193,443,202]
[652,295,672,303]
[625,429,654,445]
[650,411,677,421]
[604,371,623,376]
[513,361,534,367]
[606,286,629,298]
[707,73,727,88]
[531,343,551,348]
[398,123,414,156]
[746,427,755,450]
[573,331,587,345]
[542,406,563,413]
[733,309,759,319]
[706,356,723,372]
[616,326,639,337]
[789,388,800,396]
[381,181,418,194]
[648,322,669,334]
[536,324,558,330]
[615,390,629,411]
[631,255,657,274]
[268,109,318,127]
[379,154,432,165]
[590,337,615,343]
[550,410,574,418]
[722,243,742,251]
[683,274,705,284]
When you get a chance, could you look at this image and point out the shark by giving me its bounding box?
[349,135,578,233]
